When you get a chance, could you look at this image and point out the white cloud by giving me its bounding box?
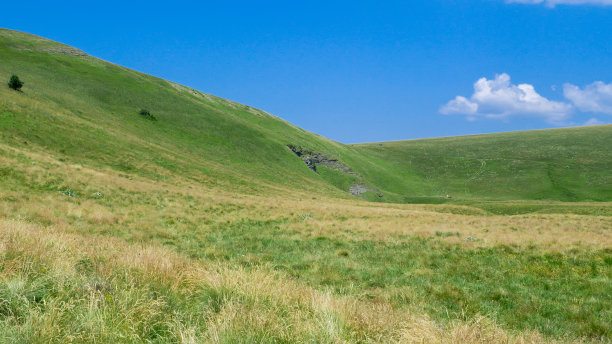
[440,73,573,124]
[563,81,612,114]
[508,0,612,6]
[582,118,604,125]
[439,96,478,115]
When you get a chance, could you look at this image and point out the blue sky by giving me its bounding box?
[3,0,612,142]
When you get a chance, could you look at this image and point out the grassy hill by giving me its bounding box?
[353,126,611,202]
[0,29,350,197]
[1,28,610,209]
[0,28,610,343]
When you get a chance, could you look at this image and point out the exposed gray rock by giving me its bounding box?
[349,183,383,198]
[349,183,369,196]
[287,144,383,198]
[287,144,354,174]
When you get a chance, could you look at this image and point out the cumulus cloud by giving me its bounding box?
[440,96,478,115]
[508,0,612,6]
[563,81,612,114]
[440,73,573,124]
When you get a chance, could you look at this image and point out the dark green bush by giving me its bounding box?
[8,75,23,91]
[139,109,156,121]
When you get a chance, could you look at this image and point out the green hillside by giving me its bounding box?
[352,126,612,203]
[0,28,611,343]
[1,28,610,209]
[0,29,348,197]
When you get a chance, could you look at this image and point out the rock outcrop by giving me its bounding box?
[287,144,384,198]
[287,145,354,174]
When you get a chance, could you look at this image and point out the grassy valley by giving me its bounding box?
[0,28,610,343]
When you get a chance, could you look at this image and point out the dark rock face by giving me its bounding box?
[287,144,354,174]
[287,144,383,198]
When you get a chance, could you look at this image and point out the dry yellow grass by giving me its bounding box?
[0,218,568,343]
[1,140,609,251]
[0,142,609,342]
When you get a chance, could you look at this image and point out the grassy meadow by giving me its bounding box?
[0,28,610,342]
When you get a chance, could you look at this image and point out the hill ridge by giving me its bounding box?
[1,27,610,206]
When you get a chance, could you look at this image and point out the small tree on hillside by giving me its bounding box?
[139,109,157,121]
[8,75,23,91]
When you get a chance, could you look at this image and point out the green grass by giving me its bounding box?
[1,28,610,208]
[141,216,611,339]
[351,126,612,203]
[0,28,610,342]
[0,229,354,343]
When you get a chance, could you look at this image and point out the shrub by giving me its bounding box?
[139,109,157,121]
[8,75,23,91]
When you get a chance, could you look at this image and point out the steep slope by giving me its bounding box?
[1,28,610,206]
[0,28,354,199]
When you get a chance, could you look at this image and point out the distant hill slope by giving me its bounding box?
[1,28,610,204]
[352,126,612,203]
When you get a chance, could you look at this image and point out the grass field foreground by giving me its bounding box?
[0,28,610,342]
